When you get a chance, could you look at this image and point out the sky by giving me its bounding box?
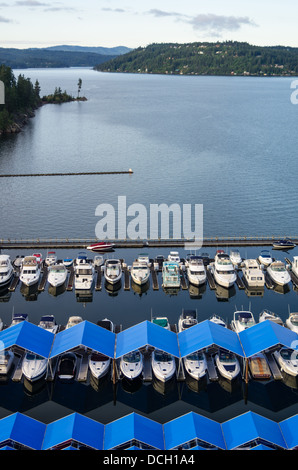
[0,0,297,50]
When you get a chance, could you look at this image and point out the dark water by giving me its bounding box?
[0,69,298,429]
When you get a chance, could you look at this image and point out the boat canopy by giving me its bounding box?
[103,412,164,450]
[0,321,54,358]
[50,320,115,359]
[0,412,46,450]
[279,415,298,450]
[115,320,180,358]
[221,411,287,450]
[163,412,226,450]
[42,413,104,450]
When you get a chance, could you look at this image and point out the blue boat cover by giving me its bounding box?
[221,411,287,449]
[279,414,298,449]
[178,320,244,358]
[238,320,298,357]
[104,412,164,450]
[115,320,180,358]
[42,413,104,450]
[163,412,226,450]
[0,413,46,450]
[50,320,115,358]
[0,322,54,358]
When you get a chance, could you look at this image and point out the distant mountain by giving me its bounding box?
[43,45,132,56]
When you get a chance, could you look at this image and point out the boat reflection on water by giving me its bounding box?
[152,374,176,397]
[218,374,242,394]
[89,371,112,393]
[188,283,206,299]
[214,283,236,301]
[121,376,143,394]
[244,287,264,298]
[23,376,47,396]
[20,283,40,301]
[280,370,298,390]
[0,286,11,303]
[75,289,93,303]
[162,286,180,297]
[104,280,122,296]
[131,279,150,297]
[272,283,291,295]
[48,283,67,298]
[185,372,208,394]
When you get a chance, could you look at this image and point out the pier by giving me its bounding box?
[0,170,133,178]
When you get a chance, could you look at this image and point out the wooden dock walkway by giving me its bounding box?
[95,267,102,291]
[38,266,48,292]
[206,268,216,290]
[264,352,283,380]
[123,267,130,291]
[236,272,245,289]
[76,353,89,382]
[11,353,24,382]
[150,267,159,290]
[66,266,74,291]
[180,270,188,290]
[205,354,218,381]
[8,274,19,292]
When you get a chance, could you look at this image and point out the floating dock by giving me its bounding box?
[66,267,74,291]
[38,266,48,292]
[206,268,216,290]
[150,267,159,290]
[95,267,102,291]
[8,274,19,292]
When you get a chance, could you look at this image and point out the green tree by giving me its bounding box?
[77,78,82,98]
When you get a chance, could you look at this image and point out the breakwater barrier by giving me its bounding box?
[0,169,133,178]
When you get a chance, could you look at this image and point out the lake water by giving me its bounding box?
[0,69,298,434]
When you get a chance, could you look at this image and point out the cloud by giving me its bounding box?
[101,7,126,13]
[146,9,188,19]
[188,14,257,35]
[0,14,13,22]
[14,0,48,5]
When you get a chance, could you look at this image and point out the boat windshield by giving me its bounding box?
[154,351,172,362]
[279,349,294,360]
[271,264,286,272]
[26,353,44,361]
[153,318,169,328]
[290,315,298,326]
[216,270,235,275]
[51,266,66,273]
[123,352,140,363]
[219,351,235,363]
[237,312,254,325]
[187,352,204,361]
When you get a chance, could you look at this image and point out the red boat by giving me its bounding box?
[86,242,115,252]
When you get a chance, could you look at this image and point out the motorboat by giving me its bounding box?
[209,314,227,328]
[13,255,24,269]
[168,251,181,264]
[86,242,114,252]
[104,259,122,284]
[10,313,28,327]
[0,350,14,375]
[130,259,150,286]
[259,309,283,326]
[162,261,180,288]
[0,318,3,331]
[74,255,95,290]
[214,349,240,381]
[22,352,48,382]
[93,255,104,267]
[178,310,198,332]
[286,312,298,333]
[32,253,43,264]
[229,249,242,266]
[62,258,73,268]
[120,350,143,380]
[186,256,206,286]
[65,316,83,329]
[290,256,298,278]
[241,259,265,288]
[258,250,273,267]
[154,255,164,271]
[97,318,114,332]
[0,254,14,288]
[89,352,111,380]
[212,251,236,288]
[231,310,256,333]
[249,353,271,380]
[47,263,68,288]
[151,349,176,382]
[273,238,296,250]
[137,253,150,265]
[273,347,298,377]
[38,315,59,334]
[45,251,57,266]
[57,352,77,380]
[267,260,291,286]
[183,351,207,380]
[151,316,170,330]
[20,256,41,286]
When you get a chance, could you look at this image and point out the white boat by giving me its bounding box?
[89,352,111,380]
[32,253,43,264]
[38,315,59,334]
[22,352,48,382]
[0,350,14,375]
[151,349,176,382]
[214,349,240,381]
[286,312,298,333]
[168,251,181,264]
[120,350,143,380]
[86,242,114,252]
[0,318,3,331]
[47,263,68,288]
[93,255,104,267]
[151,316,170,330]
[130,259,150,286]
[230,249,242,266]
[249,353,271,380]
[212,250,236,288]
[57,352,77,380]
[242,259,265,288]
[290,256,298,278]
[74,254,94,290]
[63,258,73,268]
[259,309,283,326]
[186,256,206,286]
[162,261,180,288]
[267,260,291,286]
[183,351,207,380]
[104,259,122,284]
[231,310,256,333]
[0,254,14,288]
[258,250,273,266]
[65,316,83,329]
[10,313,28,327]
[273,238,296,250]
[209,314,227,328]
[273,347,298,377]
[20,256,42,286]
[45,251,57,266]
[178,310,198,332]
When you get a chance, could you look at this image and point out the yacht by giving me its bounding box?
[130,259,150,286]
[89,352,111,380]
[20,256,42,287]
[267,260,291,286]
[0,350,14,375]
[104,259,122,284]
[162,261,180,288]
[291,256,298,278]
[151,349,176,382]
[10,313,28,327]
[214,349,240,381]
[0,254,14,288]
[38,315,59,334]
[258,309,283,326]
[57,352,77,380]
[65,316,83,329]
[209,314,227,328]
[183,351,207,380]
[231,310,256,333]
[178,310,198,332]
[212,251,236,288]
[151,316,170,330]
[273,347,298,377]
[47,263,68,288]
[249,353,271,380]
[258,250,273,267]
[273,238,296,250]
[168,251,181,264]
[120,350,143,380]
[45,251,57,266]
[286,312,298,333]
[242,259,265,288]
[230,249,242,266]
[186,256,206,286]
[22,352,48,382]
[74,253,95,290]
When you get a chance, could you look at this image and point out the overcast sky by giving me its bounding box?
[0,0,297,49]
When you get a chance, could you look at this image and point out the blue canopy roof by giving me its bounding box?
[0,413,46,450]
[0,322,54,359]
[163,412,226,450]
[238,320,298,357]
[50,321,115,358]
[103,412,164,450]
[178,320,244,358]
[221,411,287,450]
[279,414,298,449]
[115,321,180,358]
[42,413,104,450]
